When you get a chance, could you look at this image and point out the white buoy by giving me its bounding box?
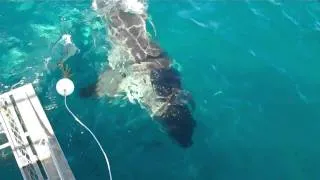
[56,77,113,180]
[56,78,74,96]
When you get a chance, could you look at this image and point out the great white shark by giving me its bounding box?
[82,0,196,148]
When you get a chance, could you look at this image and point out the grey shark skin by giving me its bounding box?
[83,1,196,148]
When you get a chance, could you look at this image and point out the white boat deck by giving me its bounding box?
[0,121,3,133]
[0,84,75,180]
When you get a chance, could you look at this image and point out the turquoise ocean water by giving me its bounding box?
[1,1,320,179]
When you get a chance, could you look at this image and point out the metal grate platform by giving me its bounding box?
[0,84,75,180]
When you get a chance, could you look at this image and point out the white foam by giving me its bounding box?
[171,59,183,72]
[32,72,43,85]
[251,8,262,17]
[31,24,59,39]
[249,7,270,21]
[315,21,320,31]
[190,18,208,28]
[208,21,219,31]
[11,78,25,90]
[282,10,299,26]
[211,64,217,72]
[122,0,146,14]
[188,0,201,11]
[249,49,256,57]
[295,84,308,104]
[17,0,34,11]
[267,0,282,6]
[92,0,147,15]
[44,57,51,70]
[62,34,73,45]
[213,91,223,96]
[177,10,191,19]
[91,0,98,11]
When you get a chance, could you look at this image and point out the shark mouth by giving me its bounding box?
[87,0,196,148]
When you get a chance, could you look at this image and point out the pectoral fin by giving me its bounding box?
[79,67,126,98]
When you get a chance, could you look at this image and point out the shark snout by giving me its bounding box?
[158,104,196,148]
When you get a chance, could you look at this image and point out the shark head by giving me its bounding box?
[150,67,196,148]
[158,104,196,148]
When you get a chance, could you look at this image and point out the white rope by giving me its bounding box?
[64,95,113,180]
